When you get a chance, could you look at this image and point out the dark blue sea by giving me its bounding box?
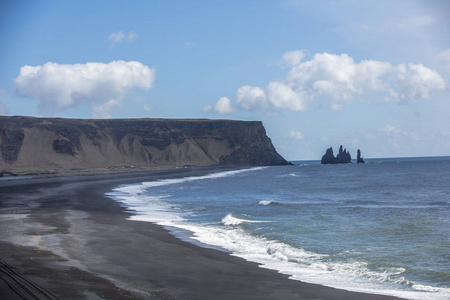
[108,157,450,299]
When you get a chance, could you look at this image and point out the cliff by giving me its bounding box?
[0,116,288,176]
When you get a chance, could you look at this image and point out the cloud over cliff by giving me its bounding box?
[211,52,446,113]
[15,61,155,118]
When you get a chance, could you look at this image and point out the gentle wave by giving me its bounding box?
[108,167,267,225]
[221,214,270,226]
[111,167,267,196]
[258,200,280,206]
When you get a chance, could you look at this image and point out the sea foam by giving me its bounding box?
[221,214,270,226]
[258,200,280,206]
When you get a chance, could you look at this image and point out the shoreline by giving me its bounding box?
[0,168,405,299]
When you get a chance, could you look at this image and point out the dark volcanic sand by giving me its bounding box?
[0,168,405,300]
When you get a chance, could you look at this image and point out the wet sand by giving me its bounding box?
[0,168,405,300]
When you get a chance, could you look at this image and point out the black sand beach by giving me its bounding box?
[0,168,405,300]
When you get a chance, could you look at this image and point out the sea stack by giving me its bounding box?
[321,147,337,164]
[336,145,351,164]
[357,149,365,164]
[320,145,351,164]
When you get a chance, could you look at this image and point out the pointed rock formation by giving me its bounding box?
[321,145,352,164]
[357,149,365,164]
[336,145,351,164]
[321,147,337,164]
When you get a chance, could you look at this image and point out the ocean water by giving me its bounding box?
[107,157,450,300]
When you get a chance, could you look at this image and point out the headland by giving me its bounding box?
[0,116,288,177]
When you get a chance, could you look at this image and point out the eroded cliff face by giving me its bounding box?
[0,116,288,176]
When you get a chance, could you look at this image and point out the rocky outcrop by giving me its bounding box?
[321,147,337,164]
[0,116,288,176]
[336,145,351,164]
[321,145,351,164]
[357,149,365,164]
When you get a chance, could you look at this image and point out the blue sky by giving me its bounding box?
[1,0,449,160]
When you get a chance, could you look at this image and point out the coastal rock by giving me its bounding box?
[321,147,337,164]
[321,145,351,164]
[357,149,365,164]
[0,116,289,175]
[336,145,351,164]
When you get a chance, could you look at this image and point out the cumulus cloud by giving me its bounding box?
[204,97,235,114]
[390,63,446,101]
[15,61,156,118]
[108,31,137,46]
[236,86,268,110]
[221,52,446,112]
[267,82,309,111]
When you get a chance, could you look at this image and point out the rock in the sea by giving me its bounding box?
[336,145,351,164]
[321,145,351,164]
[357,149,365,164]
[321,147,337,164]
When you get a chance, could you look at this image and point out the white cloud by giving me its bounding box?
[286,53,393,101]
[92,99,119,119]
[15,61,156,118]
[108,31,137,46]
[204,97,235,114]
[236,86,268,110]
[267,82,308,110]
[391,63,446,101]
[282,50,305,66]
[228,52,446,112]
[288,131,304,140]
